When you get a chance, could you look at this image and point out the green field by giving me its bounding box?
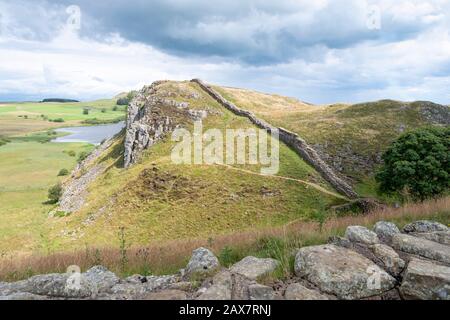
[0,98,125,256]
[0,99,126,137]
[0,140,93,255]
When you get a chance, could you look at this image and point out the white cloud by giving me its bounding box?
[0,0,449,104]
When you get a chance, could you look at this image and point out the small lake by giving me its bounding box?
[52,121,125,145]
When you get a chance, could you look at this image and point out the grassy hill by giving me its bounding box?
[45,81,345,252]
[0,80,448,259]
[0,98,124,256]
[214,86,449,197]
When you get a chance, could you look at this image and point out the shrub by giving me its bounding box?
[77,151,90,163]
[0,137,10,147]
[81,117,124,125]
[48,183,63,204]
[83,108,90,115]
[67,150,76,157]
[112,106,119,111]
[50,118,65,123]
[376,126,450,201]
[57,169,69,176]
[218,246,243,268]
[101,108,107,113]
[116,97,129,106]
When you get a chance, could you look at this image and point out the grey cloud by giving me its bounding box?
[2,0,445,65]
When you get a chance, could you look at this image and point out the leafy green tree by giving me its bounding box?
[57,168,69,176]
[48,183,63,204]
[376,127,449,201]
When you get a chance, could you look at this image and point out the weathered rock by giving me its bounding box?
[284,283,329,300]
[144,275,179,291]
[23,273,93,298]
[143,290,187,300]
[0,292,48,300]
[196,270,253,300]
[110,283,146,299]
[124,274,148,285]
[370,244,405,276]
[373,221,400,243]
[345,226,380,245]
[410,231,450,246]
[196,271,232,300]
[403,220,448,234]
[168,281,193,292]
[230,256,279,280]
[248,284,275,301]
[184,247,220,278]
[400,258,450,300]
[295,244,396,300]
[83,266,120,294]
[0,280,28,296]
[392,234,450,265]
[328,236,352,248]
[109,275,177,299]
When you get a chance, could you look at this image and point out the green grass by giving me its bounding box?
[214,87,443,184]
[0,141,94,254]
[0,99,126,137]
[1,196,448,281]
[43,81,345,252]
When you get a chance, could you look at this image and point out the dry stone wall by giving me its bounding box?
[1,220,448,300]
[191,79,358,199]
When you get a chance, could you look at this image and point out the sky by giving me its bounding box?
[0,0,449,104]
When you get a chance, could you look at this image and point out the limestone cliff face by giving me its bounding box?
[124,81,206,168]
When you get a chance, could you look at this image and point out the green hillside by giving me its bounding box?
[0,80,448,257]
[46,81,344,252]
[214,86,449,196]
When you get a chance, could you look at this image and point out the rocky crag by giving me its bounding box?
[56,135,122,214]
[1,220,448,300]
[123,81,209,168]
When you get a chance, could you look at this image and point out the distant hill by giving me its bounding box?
[41,98,80,103]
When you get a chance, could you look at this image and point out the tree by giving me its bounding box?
[116,91,136,106]
[376,127,449,201]
[48,183,63,203]
[57,168,69,176]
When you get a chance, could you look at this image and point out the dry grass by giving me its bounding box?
[1,196,448,282]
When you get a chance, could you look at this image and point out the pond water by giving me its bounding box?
[52,121,125,145]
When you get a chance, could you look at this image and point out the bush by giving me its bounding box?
[78,151,90,163]
[116,97,129,106]
[218,246,244,268]
[67,150,76,157]
[48,183,63,204]
[50,118,65,123]
[57,169,69,176]
[83,108,90,115]
[376,126,450,201]
[101,108,107,113]
[112,106,119,111]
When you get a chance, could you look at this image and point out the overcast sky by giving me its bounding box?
[0,0,449,104]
